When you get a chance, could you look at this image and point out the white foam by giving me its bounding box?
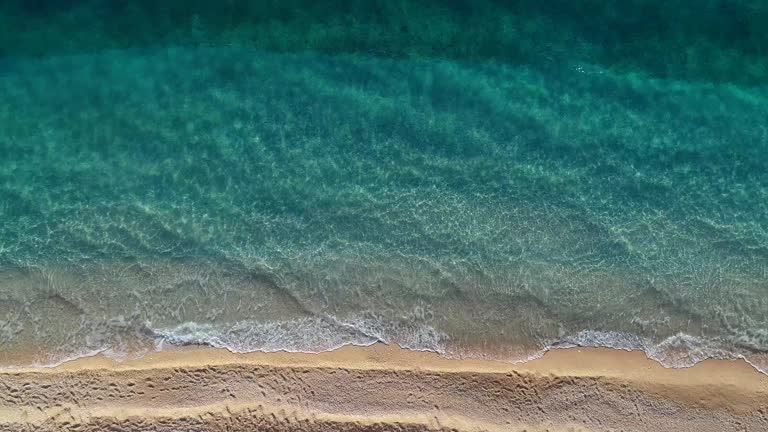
[152,317,379,353]
[4,319,766,377]
[558,330,767,374]
[0,347,107,372]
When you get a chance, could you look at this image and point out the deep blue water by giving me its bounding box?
[0,1,766,371]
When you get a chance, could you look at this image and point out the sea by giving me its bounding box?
[0,0,766,373]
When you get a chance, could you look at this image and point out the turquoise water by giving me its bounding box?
[0,1,767,371]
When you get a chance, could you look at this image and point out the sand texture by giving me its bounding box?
[1,344,767,432]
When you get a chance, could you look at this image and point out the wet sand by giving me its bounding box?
[1,344,767,431]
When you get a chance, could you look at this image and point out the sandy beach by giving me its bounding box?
[0,344,766,432]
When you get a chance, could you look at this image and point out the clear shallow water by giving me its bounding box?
[0,2,767,373]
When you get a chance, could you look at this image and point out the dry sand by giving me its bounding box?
[1,344,767,432]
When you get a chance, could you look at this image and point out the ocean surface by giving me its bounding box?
[1,1,766,372]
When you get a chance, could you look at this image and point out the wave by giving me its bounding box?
[150,313,448,355]
[556,330,768,373]
[2,310,766,376]
[122,320,768,376]
[150,318,768,375]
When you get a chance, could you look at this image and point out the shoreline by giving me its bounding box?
[1,343,767,432]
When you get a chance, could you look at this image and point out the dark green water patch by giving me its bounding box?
[1,0,767,85]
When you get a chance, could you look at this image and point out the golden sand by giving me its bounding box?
[1,344,767,431]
